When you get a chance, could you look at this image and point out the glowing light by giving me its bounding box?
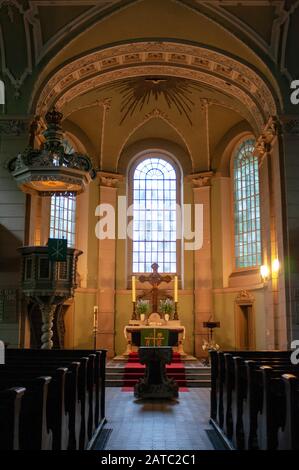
[260,265,270,281]
[272,258,280,274]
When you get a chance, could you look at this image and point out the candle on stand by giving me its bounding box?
[132,276,136,303]
[174,275,178,303]
[93,306,98,329]
[93,306,98,349]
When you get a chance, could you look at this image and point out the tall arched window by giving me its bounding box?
[233,138,261,268]
[132,157,177,273]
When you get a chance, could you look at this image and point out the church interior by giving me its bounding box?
[1,0,299,453]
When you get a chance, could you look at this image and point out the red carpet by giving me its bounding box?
[122,352,188,391]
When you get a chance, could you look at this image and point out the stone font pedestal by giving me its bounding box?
[134,346,179,399]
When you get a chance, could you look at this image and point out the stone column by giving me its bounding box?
[190,172,214,357]
[280,116,299,345]
[256,117,288,349]
[96,172,122,357]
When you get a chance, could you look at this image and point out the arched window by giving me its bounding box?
[132,157,177,273]
[233,138,261,268]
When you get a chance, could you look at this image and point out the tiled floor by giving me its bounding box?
[100,387,214,450]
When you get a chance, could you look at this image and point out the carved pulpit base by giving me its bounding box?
[134,347,179,399]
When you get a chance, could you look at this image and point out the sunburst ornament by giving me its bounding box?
[102,77,202,125]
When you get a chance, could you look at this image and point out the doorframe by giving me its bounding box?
[234,290,256,350]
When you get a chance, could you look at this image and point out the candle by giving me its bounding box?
[132,276,136,302]
[174,275,178,303]
[93,306,98,329]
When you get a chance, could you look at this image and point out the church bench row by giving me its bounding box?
[0,349,107,450]
[5,356,91,447]
[6,348,107,426]
[0,375,52,450]
[0,387,25,450]
[0,365,77,450]
[209,350,299,450]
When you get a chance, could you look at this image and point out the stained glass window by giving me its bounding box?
[233,139,261,268]
[50,195,76,248]
[133,157,177,273]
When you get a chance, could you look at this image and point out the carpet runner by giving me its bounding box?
[121,352,188,392]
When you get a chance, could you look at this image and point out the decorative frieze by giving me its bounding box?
[33,41,277,134]
[98,171,123,188]
[235,290,255,305]
[187,171,214,188]
[0,117,30,136]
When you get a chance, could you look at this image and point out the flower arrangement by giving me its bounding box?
[202,339,220,352]
[159,298,175,318]
[136,299,150,318]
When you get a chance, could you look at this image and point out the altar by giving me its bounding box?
[124,321,186,356]
[123,263,187,356]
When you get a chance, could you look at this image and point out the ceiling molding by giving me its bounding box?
[32,41,278,134]
[0,0,33,95]
[0,0,137,94]
[115,107,194,172]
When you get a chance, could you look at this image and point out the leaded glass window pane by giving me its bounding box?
[133,158,177,273]
[49,195,76,248]
[233,139,261,268]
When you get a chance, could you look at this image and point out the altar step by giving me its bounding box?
[105,365,211,388]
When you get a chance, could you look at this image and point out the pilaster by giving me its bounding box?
[188,172,214,357]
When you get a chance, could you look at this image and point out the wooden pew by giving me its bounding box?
[278,374,299,450]
[5,353,89,450]
[0,386,25,450]
[210,350,291,433]
[209,350,296,450]
[0,376,52,450]
[232,356,293,449]
[5,348,107,448]
[257,366,299,450]
[0,366,68,450]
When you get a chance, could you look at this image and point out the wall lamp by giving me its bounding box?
[272,258,280,275]
[260,264,270,283]
[260,258,280,283]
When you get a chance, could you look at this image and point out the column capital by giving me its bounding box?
[98,171,123,188]
[254,116,281,162]
[186,171,214,188]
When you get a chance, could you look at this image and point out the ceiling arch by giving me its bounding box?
[32,40,279,135]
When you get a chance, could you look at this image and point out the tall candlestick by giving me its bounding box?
[93,306,98,329]
[174,275,178,303]
[132,276,136,303]
[93,306,98,349]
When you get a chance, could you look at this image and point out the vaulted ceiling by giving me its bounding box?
[1,0,298,173]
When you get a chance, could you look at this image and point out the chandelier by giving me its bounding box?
[8,107,96,196]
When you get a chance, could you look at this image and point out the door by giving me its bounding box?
[235,304,255,350]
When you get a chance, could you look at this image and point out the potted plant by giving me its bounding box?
[159,298,174,321]
[136,299,150,321]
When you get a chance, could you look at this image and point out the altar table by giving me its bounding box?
[123,322,186,356]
